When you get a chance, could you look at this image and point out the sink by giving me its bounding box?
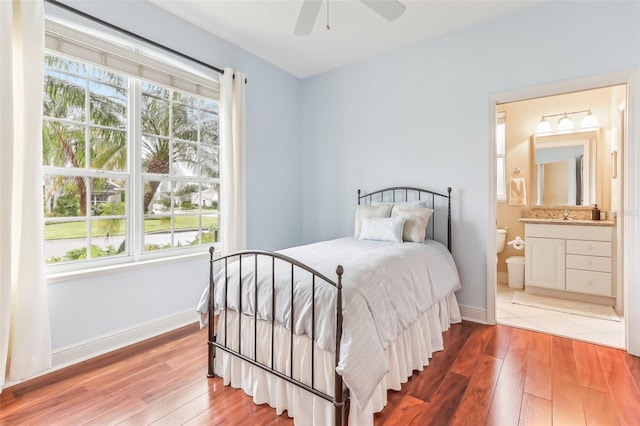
[496,228,507,253]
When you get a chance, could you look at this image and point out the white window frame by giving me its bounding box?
[43,19,222,274]
[496,112,507,202]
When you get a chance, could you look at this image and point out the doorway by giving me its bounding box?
[494,84,626,349]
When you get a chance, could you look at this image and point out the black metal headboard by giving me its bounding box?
[357,186,452,252]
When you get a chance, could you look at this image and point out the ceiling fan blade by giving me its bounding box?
[360,0,406,21]
[294,0,323,36]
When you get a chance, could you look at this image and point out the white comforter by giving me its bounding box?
[197,237,461,409]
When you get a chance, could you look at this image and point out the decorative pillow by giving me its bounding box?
[354,204,393,237]
[358,216,405,243]
[391,205,434,243]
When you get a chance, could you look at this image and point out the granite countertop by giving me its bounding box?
[519,218,616,227]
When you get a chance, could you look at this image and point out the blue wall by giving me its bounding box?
[300,1,640,310]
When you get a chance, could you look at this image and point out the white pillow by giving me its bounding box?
[391,205,434,243]
[358,216,405,243]
[354,204,393,237]
[371,201,430,209]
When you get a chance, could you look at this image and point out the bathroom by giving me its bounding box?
[495,84,626,348]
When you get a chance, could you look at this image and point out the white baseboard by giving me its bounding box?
[3,309,198,390]
[52,309,199,371]
[459,304,488,324]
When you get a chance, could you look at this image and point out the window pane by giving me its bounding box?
[201,99,218,115]
[175,182,200,209]
[89,81,127,129]
[497,158,506,199]
[199,145,219,178]
[141,136,170,174]
[90,178,126,215]
[44,175,88,218]
[90,220,126,258]
[201,111,219,146]
[45,222,88,264]
[144,180,172,215]
[141,91,169,137]
[174,215,201,246]
[90,128,127,170]
[89,67,126,88]
[198,183,219,210]
[43,67,86,123]
[144,217,173,251]
[43,122,86,168]
[172,140,198,177]
[172,103,198,142]
[45,55,86,76]
[197,215,219,245]
[142,82,168,100]
[496,122,506,155]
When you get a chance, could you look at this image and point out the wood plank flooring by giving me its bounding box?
[1,322,639,425]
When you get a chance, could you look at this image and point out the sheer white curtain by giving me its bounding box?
[219,68,247,254]
[0,0,52,390]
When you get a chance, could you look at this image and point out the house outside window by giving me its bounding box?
[43,22,220,271]
[496,112,506,202]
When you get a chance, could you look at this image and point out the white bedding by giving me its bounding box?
[216,292,460,426]
[197,237,461,410]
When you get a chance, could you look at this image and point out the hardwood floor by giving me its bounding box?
[1,322,639,425]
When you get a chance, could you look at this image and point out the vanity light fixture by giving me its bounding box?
[534,109,598,135]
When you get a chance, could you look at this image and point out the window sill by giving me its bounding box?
[46,251,211,284]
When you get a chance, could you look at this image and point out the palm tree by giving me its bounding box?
[43,56,127,216]
[43,56,219,219]
[95,200,125,243]
[140,85,219,213]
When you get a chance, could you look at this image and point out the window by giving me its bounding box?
[496,112,506,202]
[43,22,220,270]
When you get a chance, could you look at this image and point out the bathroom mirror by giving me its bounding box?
[532,130,598,206]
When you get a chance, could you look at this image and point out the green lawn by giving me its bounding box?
[45,211,218,240]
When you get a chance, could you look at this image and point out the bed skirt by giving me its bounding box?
[214,291,461,426]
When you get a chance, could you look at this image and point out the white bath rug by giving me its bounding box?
[512,291,621,322]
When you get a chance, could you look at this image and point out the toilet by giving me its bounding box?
[505,256,525,289]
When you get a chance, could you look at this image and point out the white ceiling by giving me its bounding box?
[150,0,543,79]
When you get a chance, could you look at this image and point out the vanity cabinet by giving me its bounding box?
[525,237,565,290]
[524,223,614,301]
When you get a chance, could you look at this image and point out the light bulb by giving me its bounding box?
[535,117,552,135]
[557,113,575,132]
[581,110,599,129]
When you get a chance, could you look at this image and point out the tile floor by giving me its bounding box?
[496,283,625,349]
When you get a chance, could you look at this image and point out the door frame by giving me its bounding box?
[486,69,640,355]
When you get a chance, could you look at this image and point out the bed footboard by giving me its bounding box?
[207,247,348,426]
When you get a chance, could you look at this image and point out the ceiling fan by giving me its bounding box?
[293,0,407,35]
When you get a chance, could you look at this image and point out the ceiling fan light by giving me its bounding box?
[581,110,599,129]
[557,113,574,132]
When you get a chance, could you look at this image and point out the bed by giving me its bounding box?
[197,186,461,425]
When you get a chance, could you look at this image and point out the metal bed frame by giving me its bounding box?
[207,186,452,425]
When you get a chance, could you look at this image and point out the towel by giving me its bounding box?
[509,177,526,206]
